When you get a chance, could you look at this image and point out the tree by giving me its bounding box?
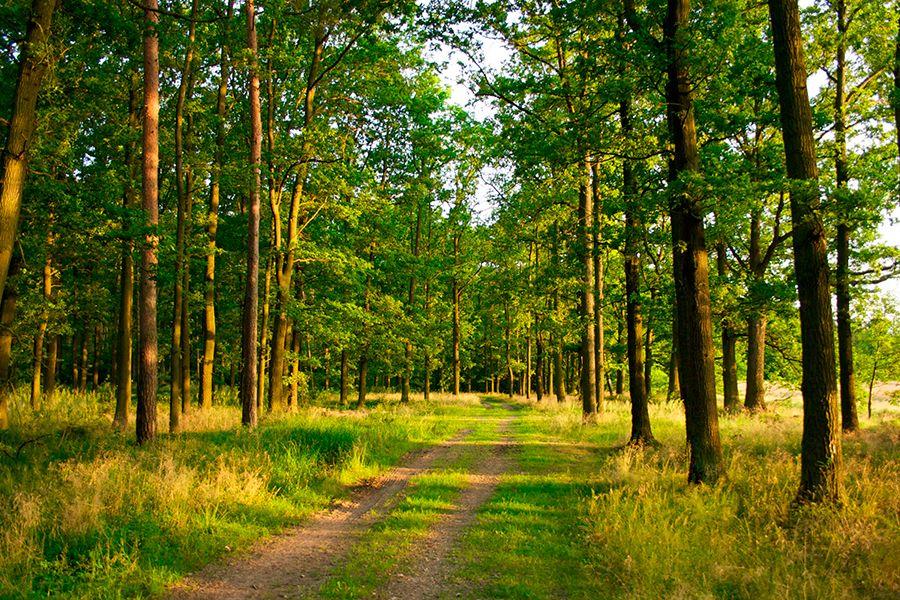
[0,0,58,301]
[241,0,262,428]
[137,0,160,445]
[768,0,844,503]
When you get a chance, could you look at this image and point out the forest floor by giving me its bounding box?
[1,387,899,599]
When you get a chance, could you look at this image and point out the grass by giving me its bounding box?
[0,387,479,599]
[1,386,898,599]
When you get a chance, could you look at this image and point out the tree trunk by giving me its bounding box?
[452,278,461,397]
[115,77,140,429]
[591,163,606,413]
[201,3,232,410]
[137,0,160,445]
[578,160,597,417]
[78,330,89,393]
[745,209,767,411]
[31,247,52,409]
[92,325,100,389]
[356,351,368,409]
[622,101,654,443]
[768,0,843,503]
[44,334,57,400]
[745,315,768,410]
[0,0,58,300]
[716,243,740,413]
[289,328,300,408]
[836,224,858,431]
[241,0,262,428]
[832,0,858,433]
[665,0,723,483]
[0,259,19,429]
[340,348,349,405]
[644,327,653,397]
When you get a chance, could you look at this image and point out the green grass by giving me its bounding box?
[1,387,898,599]
[0,387,478,599]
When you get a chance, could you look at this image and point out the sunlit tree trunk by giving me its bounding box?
[665,0,723,483]
[201,2,232,410]
[0,0,58,300]
[137,0,160,445]
[31,238,53,409]
[241,0,262,428]
[340,348,349,405]
[578,160,597,417]
[768,0,843,503]
[833,0,858,432]
[0,257,19,429]
[115,76,140,429]
[745,210,767,411]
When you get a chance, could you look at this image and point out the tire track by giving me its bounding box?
[166,428,475,600]
[377,411,517,600]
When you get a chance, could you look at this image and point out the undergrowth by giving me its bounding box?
[0,387,473,599]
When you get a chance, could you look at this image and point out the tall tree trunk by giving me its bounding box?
[78,331,88,393]
[356,352,368,409]
[745,210,767,411]
[257,254,273,412]
[644,327,653,397]
[716,243,740,413]
[44,334,57,401]
[92,325,100,389]
[115,76,140,429]
[591,163,606,413]
[504,301,513,398]
[622,101,654,444]
[137,0,160,445]
[452,278,461,397]
[403,200,423,403]
[169,0,198,433]
[31,243,52,408]
[833,0,858,432]
[340,348,349,405]
[0,257,19,429]
[768,0,843,503]
[665,0,723,483]
[0,0,58,299]
[201,2,232,410]
[578,160,597,417]
[289,328,300,408]
[241,0,262,428]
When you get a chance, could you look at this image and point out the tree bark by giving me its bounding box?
[241,0,262,428]
[0,258,19,429]
[591,163,605,413]
[0,0,58,300]
[137,0,160,445]
[340,348,349,405]
[622,102,654,443]
[768,0,844,503]
[745,209,767,411]
[578,160,597,417]
[115,75,140,429]
[716,243,740,413]
[31,243,52,409]
[44,334,57,400]
[201,3,232,410]
[833,0,858,433]
[665,0,723,483]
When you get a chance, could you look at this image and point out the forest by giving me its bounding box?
[0,0,899,597]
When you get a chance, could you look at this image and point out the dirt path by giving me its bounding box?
[166,428,475,600]
[377,416,515,600]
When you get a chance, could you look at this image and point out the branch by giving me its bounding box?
[846,67,887,105]
[127,0,224,23]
